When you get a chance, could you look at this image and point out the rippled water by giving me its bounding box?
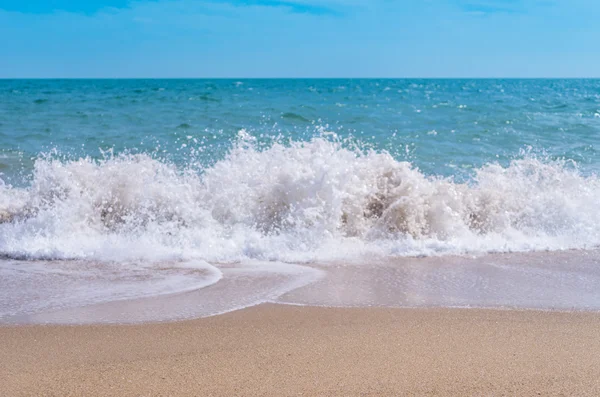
[2,79,599,181]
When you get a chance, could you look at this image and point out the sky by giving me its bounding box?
[0,0,599,78]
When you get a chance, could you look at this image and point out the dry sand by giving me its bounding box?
[2,304,600,396]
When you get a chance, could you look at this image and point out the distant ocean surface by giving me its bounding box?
[2,79,600,180]
[2,79,600,323]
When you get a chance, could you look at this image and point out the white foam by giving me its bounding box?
[1,260,323,324]
[0,259,222,321]
[0,133,599,263]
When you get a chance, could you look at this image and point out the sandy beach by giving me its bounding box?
[2,304,600,396]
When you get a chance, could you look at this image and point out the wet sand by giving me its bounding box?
[2,304,600,396]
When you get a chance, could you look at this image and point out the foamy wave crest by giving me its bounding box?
[1,133,599,262]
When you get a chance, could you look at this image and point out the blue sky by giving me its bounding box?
[0,0,599,77]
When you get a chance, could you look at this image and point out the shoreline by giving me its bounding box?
[3,303,600,396]
[6,248,600,325]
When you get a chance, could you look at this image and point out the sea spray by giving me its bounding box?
[0,133,598,263]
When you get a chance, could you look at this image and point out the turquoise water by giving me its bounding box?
[2,79,599,183]
[2,79,600,323]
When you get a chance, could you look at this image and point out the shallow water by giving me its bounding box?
[1,260,322,324]
[281,250,600,311]
[4,250,600,324]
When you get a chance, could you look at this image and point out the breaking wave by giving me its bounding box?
[1,133,599,263]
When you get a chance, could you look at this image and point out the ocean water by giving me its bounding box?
[1,78,600,323]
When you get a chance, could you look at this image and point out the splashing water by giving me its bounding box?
[1,133,598,264]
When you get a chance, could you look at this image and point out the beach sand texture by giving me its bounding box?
[2,304,600,396]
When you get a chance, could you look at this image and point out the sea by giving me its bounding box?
[1,78,600,324]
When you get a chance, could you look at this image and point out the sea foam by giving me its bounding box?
[1,132,598,263]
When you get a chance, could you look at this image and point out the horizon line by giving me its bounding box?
[2,76,600,80]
